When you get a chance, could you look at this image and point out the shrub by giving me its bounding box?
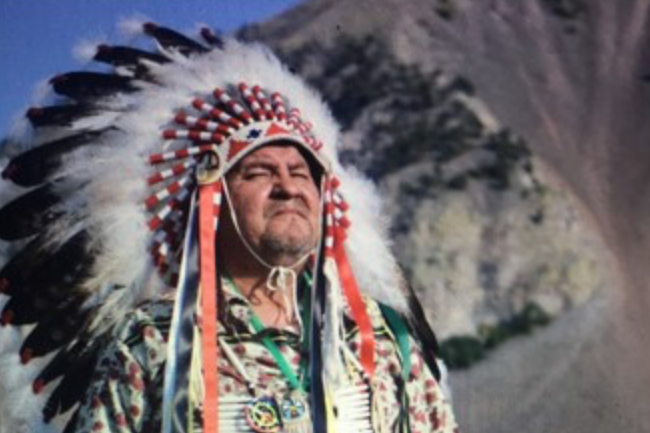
[439,302,552,369]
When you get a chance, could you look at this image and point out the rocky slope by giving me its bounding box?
[264,33,608,341]
[242,0,650,431]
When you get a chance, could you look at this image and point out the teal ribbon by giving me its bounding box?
[380,304,413,433]
[225,274,311,393]
[380,304,412,381]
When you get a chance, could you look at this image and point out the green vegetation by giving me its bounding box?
[470,130,532,190]
[285,36,410,130]
[438,336,486,369]
[287,35,535,194]
[281,35,543,246]
[439,302,552,369]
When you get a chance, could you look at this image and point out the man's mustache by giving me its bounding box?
[265,200,310,218]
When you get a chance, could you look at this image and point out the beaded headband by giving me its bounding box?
[145,82,331,286]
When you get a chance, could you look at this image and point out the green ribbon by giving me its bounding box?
[226,274,312,393]
[380,304,412,381]
[380,304,413,433]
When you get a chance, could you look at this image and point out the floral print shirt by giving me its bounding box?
[72,280,459,433]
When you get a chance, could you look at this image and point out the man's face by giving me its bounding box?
[224,143,321,266]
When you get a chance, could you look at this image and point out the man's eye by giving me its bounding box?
[245,169,271,178]
[291,170,310,179]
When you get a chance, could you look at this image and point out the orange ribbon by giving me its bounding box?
[199,182,221,433]
[333,227,376,379]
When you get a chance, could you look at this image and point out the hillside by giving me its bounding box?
[241,1,650,431]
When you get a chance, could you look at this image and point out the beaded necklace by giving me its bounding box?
[219,274,312,433]
[219,275,414,433]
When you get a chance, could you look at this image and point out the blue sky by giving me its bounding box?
[0,0,303,132]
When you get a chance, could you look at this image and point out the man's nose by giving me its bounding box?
[272,170,300,198]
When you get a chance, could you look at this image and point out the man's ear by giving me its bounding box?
[295,145,324,190]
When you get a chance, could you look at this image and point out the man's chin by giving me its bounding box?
[268,213,310,232]
[270,211,306,221]
[261,228,315,260]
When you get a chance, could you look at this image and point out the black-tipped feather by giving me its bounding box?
[36,339,85,389]
[200,27,224,49]
[42,346,101,422]
[2,295,47,326]
[405,285,442,381]
[2,278,90,326]
[143,22,209,56]
[21,302,91,361]
[94,45,170,76]
[61,408,80,433]
[51,72,137,101]
[0,231,91,298]
[2,290,86,327]
[0,183,63,240]
[2,130,106,186]
[0,236,49,297]
[26,105,97,128]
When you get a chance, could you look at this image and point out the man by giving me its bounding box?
[0,23,458,433]
[218,144,322,329]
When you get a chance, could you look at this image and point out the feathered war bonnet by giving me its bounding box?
[0,22,427,433]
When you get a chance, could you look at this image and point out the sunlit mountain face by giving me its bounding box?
[241,1,650,431]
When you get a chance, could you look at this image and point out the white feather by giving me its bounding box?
[72,38,103,63]
[117,15,149,39]
[29,79,52,107]
[0,322,59,433]
[322,259,348,390]
[437,358,454,405]
[339,168,409,313]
